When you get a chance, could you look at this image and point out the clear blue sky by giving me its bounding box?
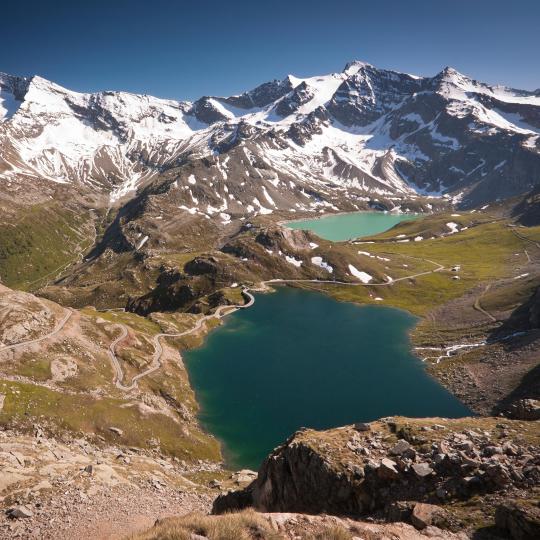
[1,0,539,100]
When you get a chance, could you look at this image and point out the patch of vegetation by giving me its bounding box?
[129,509,282,540]
[0,203,93,291]
[306,220,531,316]
[82,307,163,335]
[0,379,220,461]
[361,212,491,242]
[12,356,52,381]
[481,274,540,314]
[219,286,245,304]
[41,251,163,309]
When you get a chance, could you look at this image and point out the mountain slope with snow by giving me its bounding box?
[1,62,539,215]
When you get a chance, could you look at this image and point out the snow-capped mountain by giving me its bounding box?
[1,61,539,215]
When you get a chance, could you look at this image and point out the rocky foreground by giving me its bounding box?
[1,415,539,539]
[213,416,540,539]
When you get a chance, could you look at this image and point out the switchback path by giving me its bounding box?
[109,293,255,391]
[0,308,73,352]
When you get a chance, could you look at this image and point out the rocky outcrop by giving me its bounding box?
[254,227,314,253]
[127,269,199,315]
[506,399,540,421]
[126,254,245,315]
[213,417,540,533]
[495,501,540,540]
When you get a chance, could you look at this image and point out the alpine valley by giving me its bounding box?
[0,61,539,540]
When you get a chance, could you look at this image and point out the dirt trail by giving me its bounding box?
[473,283,497,322]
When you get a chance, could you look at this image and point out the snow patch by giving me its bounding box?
[446,222,459,234]
[348,264,372,283]
[285,255,303,267]
[137,235,149,249]
[311,256,333,273]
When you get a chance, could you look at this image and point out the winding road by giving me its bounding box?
[2,224,536,388]
[0,308,73,352]
[108,293,255,391]
[107,259,445,390]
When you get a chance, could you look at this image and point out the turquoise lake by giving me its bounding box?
[184,287,471,470]
[285,211,419,241]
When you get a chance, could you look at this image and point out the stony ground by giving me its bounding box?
[0,429,229,540]
[3,482,213,540]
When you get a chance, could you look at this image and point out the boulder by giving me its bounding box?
[7,505,33,519]
[483,445,503,456]
[378,458,400,480]
[411,503,447,530]
[495,501,540,540]
[385,500,414,522]
[486,463,512,487]
[412,462,434,478]
[389,439,411,456]
[231,469,258,484]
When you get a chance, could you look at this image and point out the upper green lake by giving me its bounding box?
[184,287,471,470]
[285,211,419,241]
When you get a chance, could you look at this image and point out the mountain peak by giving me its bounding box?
[343,60,373,75]
[437,66,468,82]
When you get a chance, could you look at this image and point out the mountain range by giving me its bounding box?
[1,60,539,218]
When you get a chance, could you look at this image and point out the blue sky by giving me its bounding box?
[1,0,539,100]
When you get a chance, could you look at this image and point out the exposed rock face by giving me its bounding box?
[254,227,314,253]
[221,78,294,109]
[213,417,540,533]
[513,186,540,226]
[528,288,540,329]
[127,269,199,315]
[275,81,315,117]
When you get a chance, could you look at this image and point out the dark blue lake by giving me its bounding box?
[185,287,470,470]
